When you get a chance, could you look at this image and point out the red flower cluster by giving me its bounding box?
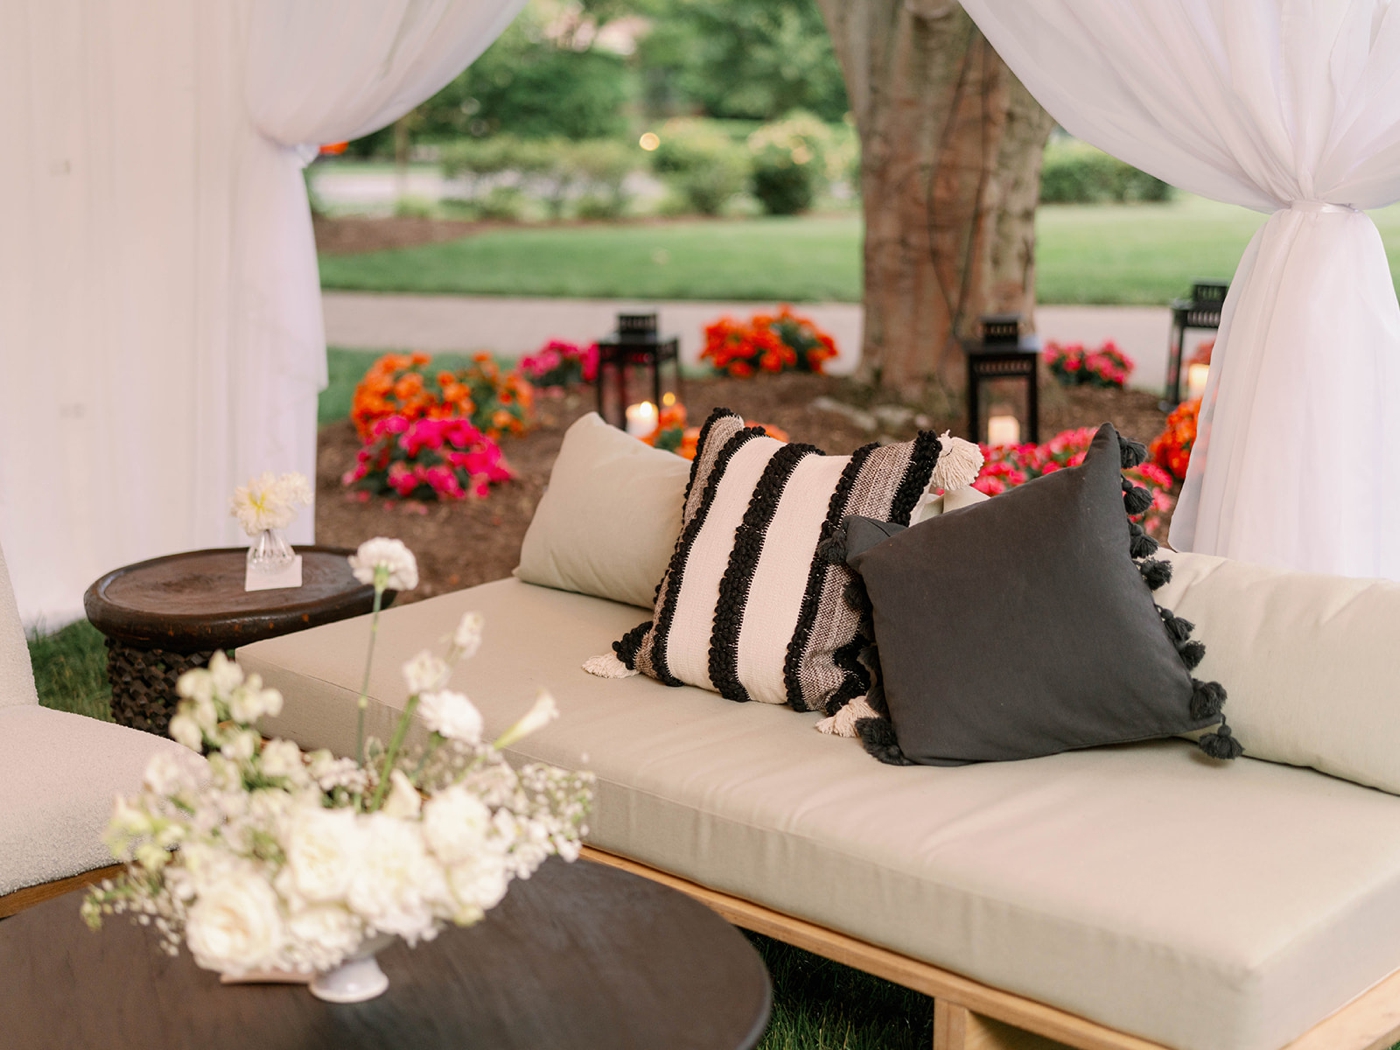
[517,340,599,395]
[1045,340,1135,389]
[1149,398,1200,482]
[974,426,1175,536]
[342,415,513,502]
[701,306,838,378]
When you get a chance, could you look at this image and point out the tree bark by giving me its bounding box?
[816,0,1054,397]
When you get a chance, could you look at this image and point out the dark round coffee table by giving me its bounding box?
[84,546,394,737]
[0,857,772,1050]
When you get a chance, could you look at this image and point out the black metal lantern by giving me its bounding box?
[1164,280,1227,407]
[965,314,1040,447]
[594,313,684,432]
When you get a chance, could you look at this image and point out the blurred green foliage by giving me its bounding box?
[1040,137,1172,204]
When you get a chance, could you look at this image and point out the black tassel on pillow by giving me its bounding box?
[1123,481,1153,516]
[1138,558,1173,590]
[816,525,848,566]
[1190,678,1227,721]
[1176,638,1206,670]
[1160,611,1194,644]
[1129,522,1159,559]
[1197,719,1244,760]
[857,717,913,766]
[1119,437,1148,469]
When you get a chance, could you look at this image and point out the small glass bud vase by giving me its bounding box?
[247,528,294,574]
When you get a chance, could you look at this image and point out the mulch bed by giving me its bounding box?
[314,373,1168,607]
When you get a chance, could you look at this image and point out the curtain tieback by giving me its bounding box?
[1288,200,1356,214]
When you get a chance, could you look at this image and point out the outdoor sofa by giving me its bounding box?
[0,543,185,918]
[235,416,1400,1050]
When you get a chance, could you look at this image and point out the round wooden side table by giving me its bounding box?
[1,857,772,1050]
[84,547,394,737]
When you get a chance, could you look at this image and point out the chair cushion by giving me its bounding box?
[0,706,186,895]
[240,577,1400,1050]
[0,540,38,710]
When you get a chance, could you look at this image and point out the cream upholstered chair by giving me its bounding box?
[0,539,183,915]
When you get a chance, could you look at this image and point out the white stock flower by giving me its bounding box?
[285,904,362,965]
[447,852,510,920]
[207,651,245,697]
[494,691,559,749]
[402,651,449,696]
[422,785,493,864]
[221,730,258,764]
[346,813,447,944]
[348,538,419,592]
[176,668,214,704]
[258,739,306,783]
[184,869,285,976]
[169,713,204,752]
[451,612,484,661]
[418,690,483,744]
[142,750,203,796]
[228,680,283,725]
[229,471,311,536]
[285,806,361,903]
[381,769,423,819]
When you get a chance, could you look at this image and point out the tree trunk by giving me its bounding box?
[816,0,1054,398]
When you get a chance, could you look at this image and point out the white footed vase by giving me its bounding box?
[310,934,396,1004]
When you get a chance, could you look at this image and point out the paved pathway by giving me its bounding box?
[322,292,1216,395]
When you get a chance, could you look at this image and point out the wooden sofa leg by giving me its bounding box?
[934,1000,1076,1050]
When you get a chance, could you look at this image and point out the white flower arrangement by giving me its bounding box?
[84,538,593,983]
[230,472,313,537]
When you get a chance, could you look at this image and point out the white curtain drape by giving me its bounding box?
[0,0,523,624]
[960,0,1400,579]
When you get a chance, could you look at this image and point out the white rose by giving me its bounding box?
[185,870,285,976]
[418,690,483,744]
[381,769,423,819]
[451,612,484,661]
[402,651,449,696]
[347,813,447,944]
[448,851,510,917]
[422,785,493,864]
[285,806,361,902]
[285,903,363,966]
[168,713,204,752]
[349,538,419,592]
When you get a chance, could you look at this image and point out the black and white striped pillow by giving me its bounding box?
[609,408,946,714]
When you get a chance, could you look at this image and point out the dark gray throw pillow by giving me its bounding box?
[845,423,1239,766]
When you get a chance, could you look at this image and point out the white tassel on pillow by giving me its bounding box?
[930,432,983,492]
[815,694,881,737]
[583,652,639,678]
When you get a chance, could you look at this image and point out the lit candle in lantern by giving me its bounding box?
[625,400,658,436]
[987,414,1021,447]
[1186,362,1210,402]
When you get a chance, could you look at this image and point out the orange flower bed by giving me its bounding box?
[701,305,838,378]
[1149,398,1201,482]
[351,352,533,443]
[641,401,789,459]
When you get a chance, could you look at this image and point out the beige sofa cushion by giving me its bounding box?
[0,705,187,895]
[516,412,691,610]
[0,538,38,710]
[1157,549,1400,795]
[241,577,1400,1050]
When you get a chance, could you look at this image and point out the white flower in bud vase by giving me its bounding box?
[184,869,286,976]
[451,612,485,661]
[402,650,449,696]
[418,690,483,744]
[348,537,418,592]
[230,471,312,537]
[495,691,559,749]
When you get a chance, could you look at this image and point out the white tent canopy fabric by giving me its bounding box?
[962,0,1400,580]
[0,0,523,624]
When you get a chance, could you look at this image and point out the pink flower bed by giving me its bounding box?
[517,340,599,396]
[1045,340,1134,388]
[342,415,513,501]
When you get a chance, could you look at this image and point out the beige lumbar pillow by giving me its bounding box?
[517,413,692,610]
[1155,550,1400,795]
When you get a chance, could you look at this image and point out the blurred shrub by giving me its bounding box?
[747,111,831,215]
[1040,139,1172,203]
[441,136,639,220]
[649,119,749,215]
[472,187,527,222]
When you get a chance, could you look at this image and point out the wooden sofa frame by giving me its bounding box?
[579,846,1400,1050]
[8,854,1399,1050]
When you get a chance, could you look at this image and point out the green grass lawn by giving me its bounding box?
[319,196,1400,305]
